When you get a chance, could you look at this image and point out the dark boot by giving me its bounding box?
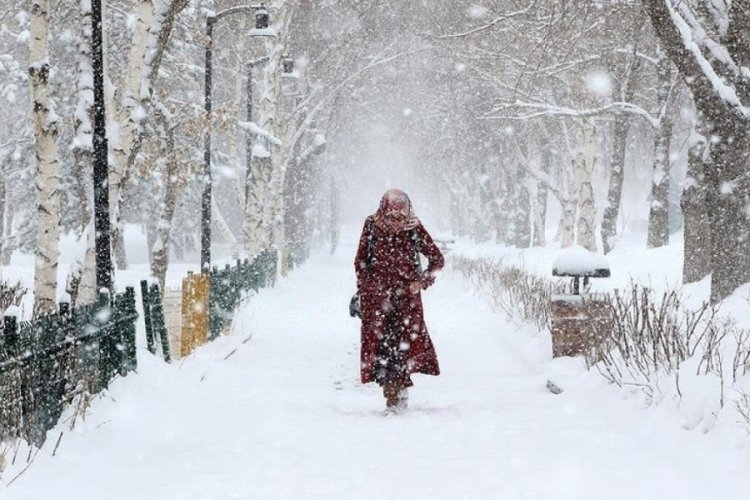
[383,383,401,413]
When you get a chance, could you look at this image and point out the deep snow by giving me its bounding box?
[2,231,749,499]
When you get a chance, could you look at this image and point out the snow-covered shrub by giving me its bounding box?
[0,280,26,315]
[453,255,750,432]
[738,393,750,435]
[451,255,565,331]
[594,286,718,396]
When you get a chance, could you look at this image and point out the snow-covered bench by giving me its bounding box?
[552,245,610,295]
[550,246,611,359]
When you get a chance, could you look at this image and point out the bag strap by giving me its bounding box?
[411,228,422,274]
[365,217,376,275]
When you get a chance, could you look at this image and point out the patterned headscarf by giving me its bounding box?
[374,188,420,233]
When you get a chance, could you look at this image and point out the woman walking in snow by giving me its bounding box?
[354,188,444,413]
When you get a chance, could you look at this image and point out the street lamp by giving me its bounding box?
[202,3,275,272]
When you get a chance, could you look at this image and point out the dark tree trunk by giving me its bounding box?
[647,51,675,249]
[514,178,531,248]
[533,149,550,247]
[646,0,750,302]
[602,34,643,253]
[681,131,711,283]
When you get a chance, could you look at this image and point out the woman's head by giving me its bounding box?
[377,188,418,232]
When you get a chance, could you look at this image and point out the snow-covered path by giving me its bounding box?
[4,246,749,499]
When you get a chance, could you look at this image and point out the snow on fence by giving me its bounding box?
[0,289,138,447]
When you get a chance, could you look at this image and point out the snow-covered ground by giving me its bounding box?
[3,231,749,499]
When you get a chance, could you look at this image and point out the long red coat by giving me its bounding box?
[354,216,445,384]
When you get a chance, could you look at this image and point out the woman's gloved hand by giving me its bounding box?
[419,271,436,289]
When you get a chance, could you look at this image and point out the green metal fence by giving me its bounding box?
[208,250,277,340]
[0,288,138,447]
[140,280,172,363]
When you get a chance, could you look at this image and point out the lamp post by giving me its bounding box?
[91,0,113,291]
[202,3,274,272]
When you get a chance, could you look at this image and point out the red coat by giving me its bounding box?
[354,216,445,384]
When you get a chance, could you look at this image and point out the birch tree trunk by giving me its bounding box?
[108,0,155,270]
[514,171,532,248]
[531,145,549,247]
[68,0,96,305]
[151,113,179,292]
[229,16,248,209]
[105,0,188,270]
[76,223,97,306]
[556,122,577,248]
[244,151,274,259]
[30,0,61,315]
[575,122,597,252]
[245,0,291,261]
[647,51,675,249]
[72,1,93,231]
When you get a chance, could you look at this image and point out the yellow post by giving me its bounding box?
[180,273,210,357]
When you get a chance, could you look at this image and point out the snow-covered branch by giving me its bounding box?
[486,100,661,128]
[427,1,537,39]
[664,0,749,115]
[238,121,282,146]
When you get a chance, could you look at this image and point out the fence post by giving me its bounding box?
[97,290,113,390]
[1,313,20,440]
[208,266,221,340]
[140,280,156,355]
[122,287,138,374]
[242,258,251,291]
[149,283,171,363]
[2,313,19,366]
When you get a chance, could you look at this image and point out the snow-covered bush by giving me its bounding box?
[0,280,26,315]
[451,255,565,332]
[453,256,750,432]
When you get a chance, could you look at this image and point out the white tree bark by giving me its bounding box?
[68,0,96,306]
[212,198,238,258]
[230,15,248,209]
[243,153,273,259]
[108,0,155,269]
[575,121,597,252]
[529,175,545,247]
[245,0,292,261]
[71,0,94,231]
[30,0,61,315]
[77,223,97,306]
